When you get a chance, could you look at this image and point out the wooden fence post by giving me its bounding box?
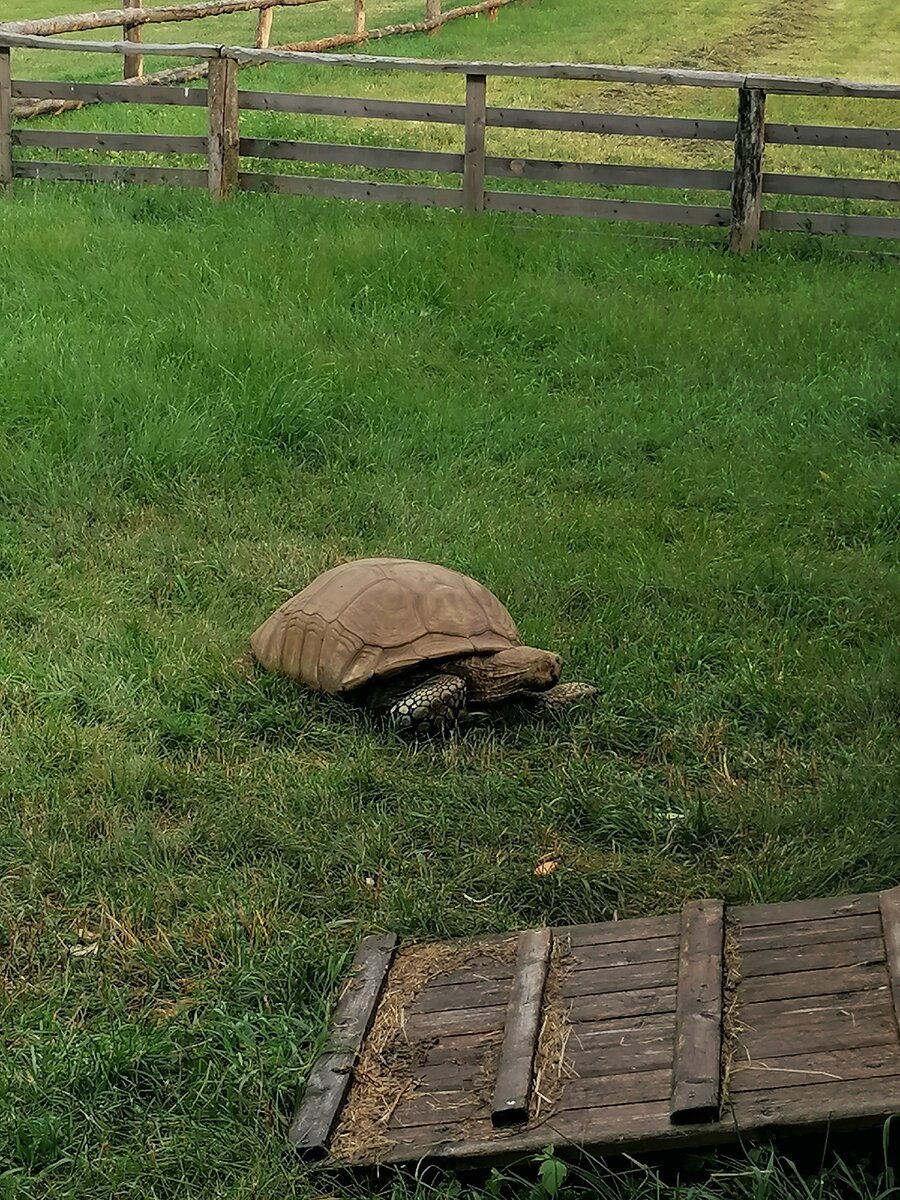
[353,0,365,36]
[729,87,766,254]
[122,0,144,80]
[426,0,441,30]
[463,72,486,213]
[255,5,274,48]
[207,56,239,201]
[0,48,11,194]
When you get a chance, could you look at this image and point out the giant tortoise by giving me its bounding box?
[250,557,597,735]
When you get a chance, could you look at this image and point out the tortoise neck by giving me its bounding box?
[454,647,560,703]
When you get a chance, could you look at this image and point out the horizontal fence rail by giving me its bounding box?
[1,35,898,250]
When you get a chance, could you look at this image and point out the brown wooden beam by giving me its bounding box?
[491,928,551,1126]
[879,885,900,1036]
[288,933,398,1158]
[670,899,725,1124]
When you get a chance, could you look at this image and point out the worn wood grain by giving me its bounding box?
[730,1045,900,1092]
[486,156,732,191]
[238,89,465,123]
[12,80,210,104]
[207,56,238,200]
[878,885,900,1034]
[491,929,551,1127]
[567,985,677,1022]
[1,0,329,36]
[732,893,880,928]
[570,933,680,969]
[762,172,900,202]
[254,5,273,48]
[12,129,206,154]
[738,913,884,951]
[410,979,509,1014]
[761,209,900,240]
[559,915,680,949]
[765,121,900,150]
[484,191,731,227]
[463,72,486,213]
[0,49,11,193]
[670,900,725,1124]
[239,171,462,207]
[402,1002,506,1040]
[740,962,889,1004]
[486,107,736,140]
[288,932,397,1158]
[564,958,678,997]
[352,0,365,36]
[12,160,207,186]
[122,0,143,79]
[239,137,462,174]
[729,87,765,253]
[741,936,886,978]
[738,1001,896,1057]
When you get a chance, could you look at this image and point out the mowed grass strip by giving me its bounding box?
[0,182,899,1197]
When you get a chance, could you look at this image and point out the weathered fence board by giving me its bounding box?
[0,48,11,191]
[12,80,210,103]
[484,191,732,226]
[239,171,463,207]
[486,107,736,140]
[12,129,207,153]
[239,137,462,172]
[238,90,465,123]
[12,159,207,185]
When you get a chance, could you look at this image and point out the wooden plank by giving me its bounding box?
[765,121,900,150]
[11,80,209,105]
[486,156,732,191]
[288,932,397,1158]
[352,0,365,37]
[741,936,886,978]
[486,107,736,141]
[421,1031,496,1065]
[743,988,892,1025]
[570,1030,675,1078]
[762,172,900,202]
[738,913,883,951]
[1,0,329,36]
[208,56,239,201]
[12,129,207,154]
[392,1092,480,1128]
[122,0,143,80]
[559,915,680,948]
[239,172,462,208]
[568,985,677,1022]
[568,1012,676,1051]
[564,958,678,996]
[491,928,551,1127]
[738,1001,896,1057]
[740,962,889,1003]
[730,1076,900,1127]
[237,90,465,123]
[484,191,731,227]
[878,886,900,1034]
[403,1003,506,1039]
[729,87,765,254]
[730,1045,900,1092]
[463,72,486,214]
[732,893,880,928]
[557,1068,672,1112]
[0,49,11,194]
[254,5,274,49]
[571,934,680,968]
[239,136,463,173]
[411,979,509,1013]
[761,210,900,239]
[12,160,207,186]
[670,900,725,1124]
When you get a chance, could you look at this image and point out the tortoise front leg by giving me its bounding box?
[518,682,599,712]
[387,675,467,737]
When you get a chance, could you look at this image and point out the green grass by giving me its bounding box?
[1,1,900,1198]
[1,185,899,1199]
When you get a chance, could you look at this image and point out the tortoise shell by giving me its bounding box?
[250,557,522,694]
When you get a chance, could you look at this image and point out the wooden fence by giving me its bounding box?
[1,35,899,251]
[4,0,514,113]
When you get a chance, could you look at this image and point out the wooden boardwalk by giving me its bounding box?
[289,887,900,1167]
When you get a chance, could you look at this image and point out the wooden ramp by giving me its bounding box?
[289,886,900,1168]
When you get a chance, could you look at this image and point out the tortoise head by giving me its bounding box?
[463,646,561,703]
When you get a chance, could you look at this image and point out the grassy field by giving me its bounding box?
[2,1,900,1199]
[5,0,900,220]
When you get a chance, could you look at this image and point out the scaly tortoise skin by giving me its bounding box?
[250,557,596,735]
